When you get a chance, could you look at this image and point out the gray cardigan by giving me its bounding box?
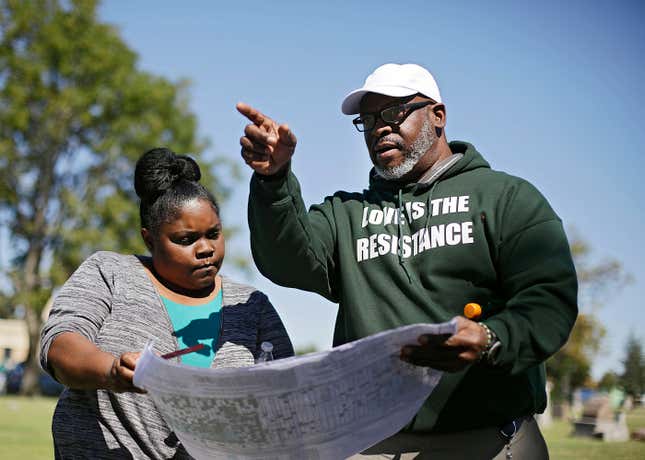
[40,251,294,459]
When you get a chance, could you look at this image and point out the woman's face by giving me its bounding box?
[144,198,225,293]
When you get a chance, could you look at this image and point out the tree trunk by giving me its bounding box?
[20,305,42,396]
[18,235,45,396]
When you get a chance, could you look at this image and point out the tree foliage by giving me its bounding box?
[295,344,319,356]
[0,0,233,393]
[546,314,603,401]
[546,230,631,402]
[620,334,644,399]
[597,371,620,392]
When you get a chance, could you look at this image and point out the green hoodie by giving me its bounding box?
[248,141,577,432]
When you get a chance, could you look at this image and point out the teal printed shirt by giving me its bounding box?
[161,289,223,367]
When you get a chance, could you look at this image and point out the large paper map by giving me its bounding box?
[133,320,456,459]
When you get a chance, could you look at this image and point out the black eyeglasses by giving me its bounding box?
[352,100,435,132]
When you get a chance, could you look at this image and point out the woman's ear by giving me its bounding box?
[141,228,154,252]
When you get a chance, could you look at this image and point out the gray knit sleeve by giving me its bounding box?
[255,292,295,360]
[40,251,116,377]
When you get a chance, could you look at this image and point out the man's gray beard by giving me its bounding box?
[375,117,436,181]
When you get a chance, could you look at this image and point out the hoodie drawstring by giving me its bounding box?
[424,182,437,230]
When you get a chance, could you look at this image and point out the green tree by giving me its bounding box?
[546,314,602,401]
[0,0,233,393]
[295,344,319,356]
[546,232,631,403]
[620,334,644,399]
[597,371,620,392]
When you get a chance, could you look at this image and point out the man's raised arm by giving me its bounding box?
[238,102,338,301]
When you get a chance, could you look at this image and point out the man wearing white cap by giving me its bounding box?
[238,63,577,459]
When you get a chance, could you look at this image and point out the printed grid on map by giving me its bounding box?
[134,320,456,460]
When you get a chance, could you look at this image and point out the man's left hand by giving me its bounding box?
[400,316,488,372]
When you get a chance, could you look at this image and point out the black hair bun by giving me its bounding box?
[134,148,202,201]
[172,156,201,182]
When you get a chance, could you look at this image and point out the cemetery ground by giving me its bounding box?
[1,395,645,459]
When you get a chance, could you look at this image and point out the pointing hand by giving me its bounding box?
[237,102,297,176]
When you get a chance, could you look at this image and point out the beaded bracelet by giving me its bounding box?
[478,323,497,362]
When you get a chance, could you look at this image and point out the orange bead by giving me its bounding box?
[464,302,482,319]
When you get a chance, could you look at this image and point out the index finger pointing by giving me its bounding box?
[236,102,267,126]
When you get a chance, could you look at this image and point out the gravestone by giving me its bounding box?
[552,402,570,420]
[631,427,645,441]
[571,388,584,420]
[572,394,629,441]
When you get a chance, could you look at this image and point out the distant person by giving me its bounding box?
[40,148,294,459]
[0,348,11,394]
[238,63,578,459]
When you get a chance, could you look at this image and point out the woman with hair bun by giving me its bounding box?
[40,147,294,459]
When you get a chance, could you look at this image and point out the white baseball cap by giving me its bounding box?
[341,63,442,115]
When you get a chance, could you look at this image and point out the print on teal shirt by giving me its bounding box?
[161,289,223,367]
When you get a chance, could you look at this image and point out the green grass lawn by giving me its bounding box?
[627,406,645,433]
[1,395,645,459]
[542,407,645,460]
[0,395,57,459]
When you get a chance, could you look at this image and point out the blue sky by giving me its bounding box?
[15,0,644,378]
